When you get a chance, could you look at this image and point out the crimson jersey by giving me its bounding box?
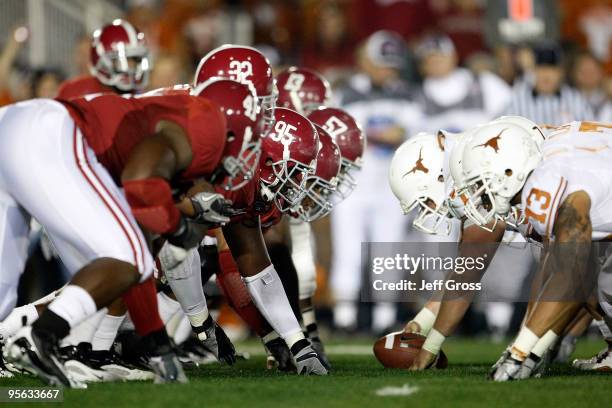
[58,93,226,183]
[143,84,283,228]
[56,75,115,100]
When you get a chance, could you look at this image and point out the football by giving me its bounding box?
[373,331,448,369]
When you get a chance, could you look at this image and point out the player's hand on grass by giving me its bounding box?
[192,316,237,366]
[408,348,437,371]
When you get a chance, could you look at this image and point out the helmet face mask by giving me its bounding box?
[460,122,543,232]
[333,158,359,201]
[308,107,365,202]
[194,77,265,191]
[389,133,451,235]
[291,125,341,222]
[294,176,337,222]
[259,83,278,137]
[261,158,313,212]
[411,197,452,235]
[259,108,320,213]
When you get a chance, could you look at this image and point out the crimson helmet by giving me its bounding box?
[307,107,365,199]
[193,77,263,191]
[276,67,332,115]
[90,19,151,92]
[293,125,341,222]
[194,45,277,136]
[259,108,319,213]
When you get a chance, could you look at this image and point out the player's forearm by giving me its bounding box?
[432,299,472,336]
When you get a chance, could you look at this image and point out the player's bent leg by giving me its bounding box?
[0,195,30,321]
[163,245,236,365]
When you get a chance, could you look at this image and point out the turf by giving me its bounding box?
[0,337,609,408]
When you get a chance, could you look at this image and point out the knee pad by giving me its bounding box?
[164,248,199,280]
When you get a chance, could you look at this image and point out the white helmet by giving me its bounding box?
[491,116,546,147]
[389,133,450,234]
[461,122,542,231]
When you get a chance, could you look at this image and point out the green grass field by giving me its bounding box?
[1,337,609,408]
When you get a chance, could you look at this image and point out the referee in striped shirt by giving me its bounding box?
[505,43,594,125]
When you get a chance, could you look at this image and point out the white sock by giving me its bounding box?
[531,330,559,358]
[47,285,97,329]
[92,314,126,351]
[164,255,209,326]
[244,264,305,348]
[302,307,316,328]
[596,319,612,341]
[62,308,106,347]
[0,304,39,339]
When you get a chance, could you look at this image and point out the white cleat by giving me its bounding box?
[150,352,188,384]
[64,359,119,383]
[572,347,612,372]
[3,327,86,388]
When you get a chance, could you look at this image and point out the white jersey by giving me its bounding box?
[521,121,612,240]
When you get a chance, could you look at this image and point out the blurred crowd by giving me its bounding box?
[1,0,611,337]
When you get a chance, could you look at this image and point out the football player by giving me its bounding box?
[388,117,560,373]
[57,19,151,99]
[0,81,248,386]
[458,121,612,380]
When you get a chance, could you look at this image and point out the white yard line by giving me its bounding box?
[375,384,420,397]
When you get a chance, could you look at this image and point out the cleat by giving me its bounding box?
[177,337,217,367]
[63,343,119,383]
[150,350,188,384]
[573,347,612,372]
[4,327,86,388]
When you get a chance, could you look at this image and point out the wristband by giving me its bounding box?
[422,329,446,355]
[412,307,436,336]
[510,327,539,361]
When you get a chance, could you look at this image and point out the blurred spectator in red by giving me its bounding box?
[351,0,435,44]
[31,69,63,99]
[570,51,610,121]
[125,0,160,54]
[431,0,487,63]
[301,1,356,78]
[245,0,300,59]
[0,26,29,106]
[71,36,92,78]
[415,34,511,133]
[148,53,189,90]
[560,0,611,74]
